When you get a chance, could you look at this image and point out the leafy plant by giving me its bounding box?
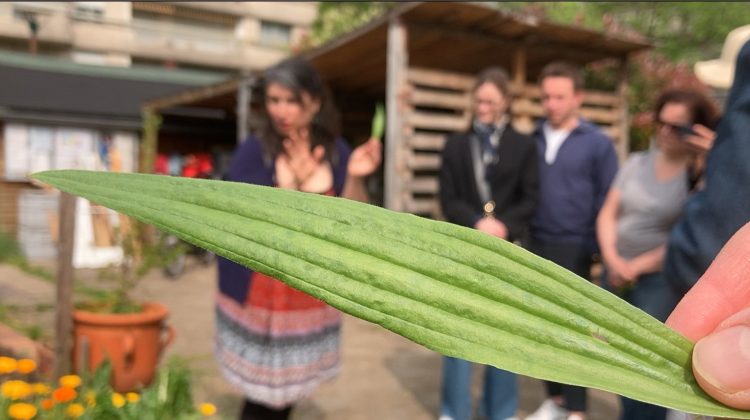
[77,217,186,314]
[30,170,750,419]
[0,355,216,419]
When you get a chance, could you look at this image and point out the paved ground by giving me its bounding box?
[0,259,620,419]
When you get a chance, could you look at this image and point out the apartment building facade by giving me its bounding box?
[0,2,317,264]
[0,2,318,72]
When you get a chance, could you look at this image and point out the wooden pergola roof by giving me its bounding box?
[303,2,652,94]
[144,2,651,112]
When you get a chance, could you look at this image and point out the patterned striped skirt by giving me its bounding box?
[215,271,341,408]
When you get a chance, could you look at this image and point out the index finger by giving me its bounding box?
[666,222,750,341]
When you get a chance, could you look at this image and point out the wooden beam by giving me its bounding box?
[236,76,254,144]
[616,57,630,161]
[385,16,408,212]
[143,79,241,112]
[407,111,469,132]
[515,84,621,107]
[406,152,442,171]
[513,45,527,89]
[411,88,470,110]
[54,192,76,378]
[403,197,440,215]
[404,177,439,194]
[140,108,162,174]
[407,67,474,91]
[407,133,447,151]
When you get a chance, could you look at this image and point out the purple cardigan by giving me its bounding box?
[217,136,352,304]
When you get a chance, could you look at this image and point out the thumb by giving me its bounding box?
[692,306,750,410]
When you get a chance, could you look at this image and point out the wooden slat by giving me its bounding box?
[512,101,620,125]
[510,101,544,118]
[404,177,439,194]
[407,111,469,132]
[514,84,621,107]
[580,108,620,124]
[407,133,446,150]
[403,197,440,215]
[411,88,471,110]
[408,67,474,90]
[406,152,442,171]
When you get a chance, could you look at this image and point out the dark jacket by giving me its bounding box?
[530,119,618,247]
[664,39,750,296]
[439,124,539,242]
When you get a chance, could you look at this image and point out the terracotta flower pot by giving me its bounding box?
[72,302,175,392]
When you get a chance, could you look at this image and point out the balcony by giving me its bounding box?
[0,3,73,45]
[130,18,287,70]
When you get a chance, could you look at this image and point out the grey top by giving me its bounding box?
[614,150,689,260]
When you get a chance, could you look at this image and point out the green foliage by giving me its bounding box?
[308,2,396,48]
[496,2,750,64]
[82,222,186,314]
[0,232,22,265]
[29,170,750,419]
[0,358,209,420]
[370,103,385,141]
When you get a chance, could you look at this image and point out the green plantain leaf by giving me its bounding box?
[31,170,750,419]
[370,102,385,141]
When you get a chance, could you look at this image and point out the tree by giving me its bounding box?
[497,2,750,64]
[307,2,395,49]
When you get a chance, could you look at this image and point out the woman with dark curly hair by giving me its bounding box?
[596,88,718,420]
[215,56,381,420]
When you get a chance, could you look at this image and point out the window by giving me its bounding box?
[72,2,105,21]
[259,20,291,47]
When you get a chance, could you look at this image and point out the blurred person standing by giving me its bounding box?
[438,66,538,420]
[597,88,718,420]
[216,57,381,420]
[525,62,619,420]
[662,26,750,420]
[663,25,750,298]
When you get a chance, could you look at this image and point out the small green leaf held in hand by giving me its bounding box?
[30,170,750,419]
[370,102,385,141]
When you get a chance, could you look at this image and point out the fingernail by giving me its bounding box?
[693,325,750,393]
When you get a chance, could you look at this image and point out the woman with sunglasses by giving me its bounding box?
[595,88,718,420]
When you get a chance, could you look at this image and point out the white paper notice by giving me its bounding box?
[4,123,29,180]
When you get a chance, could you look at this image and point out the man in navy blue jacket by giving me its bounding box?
[525,62,619,420]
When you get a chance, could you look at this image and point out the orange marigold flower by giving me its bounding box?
[66,403,85,418]
[7,402,37,420]
[0,356,17,374]
[32,383,51,396]
[58,375,82,389]
[41,398,55,410]
[52,386,77,403]
[199,403,217,416]
[15,359,36,374]
[125,392,139,403]
[111,392,125,408]
[1,380,32,400]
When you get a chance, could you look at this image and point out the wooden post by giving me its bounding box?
[513,46,527,89]
[140,108,162,174]
[54,192,76,378]
[384,16,408,212]
[616,57,630,162]
[236,75,254,144]
[512,45,534,134]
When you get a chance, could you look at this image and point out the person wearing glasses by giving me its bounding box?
[438,66,538,420]
[596,88,718,420]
